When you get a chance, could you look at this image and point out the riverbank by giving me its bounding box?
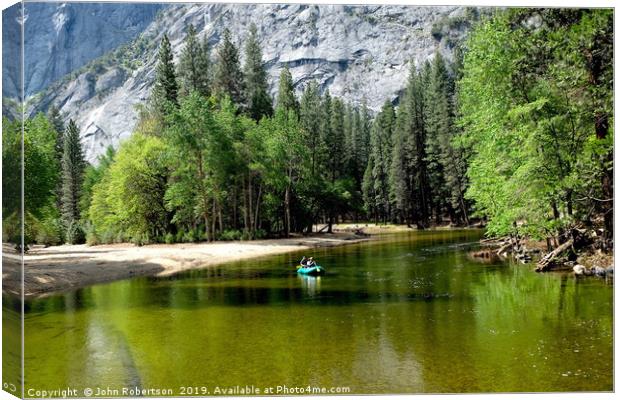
[4,233,370,299]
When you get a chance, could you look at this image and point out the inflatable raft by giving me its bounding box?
[296,265,325,276]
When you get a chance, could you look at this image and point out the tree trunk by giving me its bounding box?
[284,185,291,238]
[197,152,210,242]
[254,183,262,235]
[248,173,254,237]
[536,238,574,272]
[211,198,216,241]
[232,186,238,230]
[459,192,470,226]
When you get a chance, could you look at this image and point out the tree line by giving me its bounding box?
[3,8,612,251]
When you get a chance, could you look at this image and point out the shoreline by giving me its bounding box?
[3,232,373,299]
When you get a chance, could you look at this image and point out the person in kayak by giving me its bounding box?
[307,257,316,267]
[300,256,308,266]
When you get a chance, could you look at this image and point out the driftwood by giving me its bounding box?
[496,241,512,256]
[535,238,574,272]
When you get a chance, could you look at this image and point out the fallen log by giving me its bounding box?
[496,241,512,256]
[535,238,574,272]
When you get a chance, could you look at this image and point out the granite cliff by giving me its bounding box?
[9,3,478,162]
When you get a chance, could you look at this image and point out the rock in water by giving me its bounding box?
[573,264,587,275]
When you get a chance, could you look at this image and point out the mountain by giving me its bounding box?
[16,3,477,163]
[2,2,164,99]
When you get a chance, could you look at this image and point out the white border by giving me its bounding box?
[0,1,616,400]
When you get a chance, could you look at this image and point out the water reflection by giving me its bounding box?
[22,230,613,393]
[298,275,322,298]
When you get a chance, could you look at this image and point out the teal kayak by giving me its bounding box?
[297,265,325,276]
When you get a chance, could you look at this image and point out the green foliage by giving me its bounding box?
[275,66,298,114]
[458,9,613,238]
[326,97,346,181]
[80,146,115,223]
[65,219,85,245]
[151,34,179,119]
[299,80,325,176]
[22,15,610,249]
[177,24,211,97]
[89,133,169,244]
[47,105,65,161]
[61,119,86,242]
[213,29,245,107]
[243,23,273,121]
[219,229,243,241]
[3,114,65,248]
[367,101,395,221]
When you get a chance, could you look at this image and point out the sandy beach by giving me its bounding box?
[3,232,371,298]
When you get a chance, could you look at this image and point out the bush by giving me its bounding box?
[190,227,203,242]
[99,229,117,244]
[241,230,252,241]
[254,229,267,239]
[164,232,175,244]
[2,213,21,246]
[182,231,194,243]
[115,231,126,244]
[66,220,86,244]
[131,233,150,246]
[86,230,100,246]
[219,229,242,241]
[36,218,62,247]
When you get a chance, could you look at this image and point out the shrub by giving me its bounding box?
[182,230,194,243]
[115,231,126,244]
[164,232,175,244]
[86,230,100,246]
[36,220,62,247]
[241,230,252,241]
[219,229,242,241]
[131,233,150,246]
[66,220,86,244]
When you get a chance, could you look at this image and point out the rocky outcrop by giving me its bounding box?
[2,2,164,99]
[22,3,476,163]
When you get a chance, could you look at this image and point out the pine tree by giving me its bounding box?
[388,115,411,224]
[61,119,86,243]
[275,66,298,114]
[318,89,332,173]
[410,62,432,226]
[177,24,210,97]
[362,156,376,222]
[47,105,65,162]
[358,100,372,181]
[368,100,395,222]
[299,80,324,175]
[327,97,345,181]
[151,33,179,117]
[243,23,273,121]
[423,53,469,224]
[343,103,354,177]
[213,28,245,107]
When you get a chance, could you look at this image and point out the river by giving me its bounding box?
[15,230,613,394]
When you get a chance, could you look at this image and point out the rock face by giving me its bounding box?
[19,3,473,163]
[2,2,164,98]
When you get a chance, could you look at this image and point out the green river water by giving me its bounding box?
[9,230,614,394]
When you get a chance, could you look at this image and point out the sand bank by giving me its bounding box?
[3,233,370,298]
